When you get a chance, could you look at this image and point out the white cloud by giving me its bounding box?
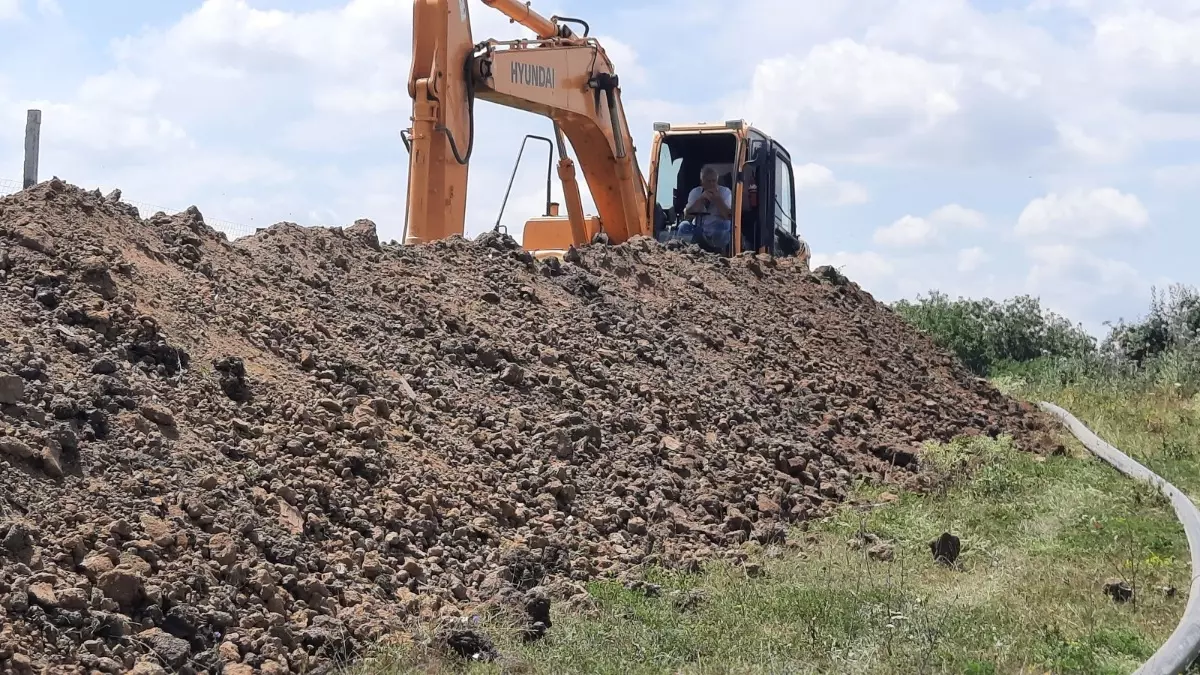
[35,0,59,18]
[1024,244,1146,320]
[1055,121,1138,163]
[874,215,937,247]
[739,39,962,160]
[957,246,989,272]
[872,203,986,247]
[12,97,189,155]
[1081,9,1200,118]
[810,244,1007,304]
[1093,11,1200,69]
[1154,163,1200,189]
[0,0,18,20]
[793,163,868,205]
[1015,187,1149,240]
[77,71,162,113]
[979,68,1044,100]
[106,0,418,123]
[1012,242,1152,333]
[718,0,1116,168]
[930,203,987,230]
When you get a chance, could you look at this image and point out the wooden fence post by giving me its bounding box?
[23,110,41,189]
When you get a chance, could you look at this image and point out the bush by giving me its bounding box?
[891,291,1095,376]
[1103,285,1200,365]
[894,284,1200,398]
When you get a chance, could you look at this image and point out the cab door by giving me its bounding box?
[767,141,805,258]
[741,134,773,253]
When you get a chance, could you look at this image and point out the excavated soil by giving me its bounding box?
[0,180,1058,673]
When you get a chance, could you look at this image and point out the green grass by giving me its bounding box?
[351,429,1192,675]
[996,374,1200,497]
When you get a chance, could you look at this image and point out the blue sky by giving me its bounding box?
[2,0,1197,335]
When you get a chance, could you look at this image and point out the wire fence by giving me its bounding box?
[0,177,257,240]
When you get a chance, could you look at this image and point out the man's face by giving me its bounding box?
[701,174,718,191]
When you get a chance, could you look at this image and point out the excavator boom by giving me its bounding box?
[475,39,647,243]
[479,0,565,38]
[406,0,475,243]
[404,0,648,247]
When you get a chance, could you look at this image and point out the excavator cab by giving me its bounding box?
[517,120,811,264]
[648,120,810,263]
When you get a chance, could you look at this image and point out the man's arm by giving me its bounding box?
[684,187,706,216]
[712,187,732,219]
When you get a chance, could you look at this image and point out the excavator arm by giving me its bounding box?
[404,0,649,247]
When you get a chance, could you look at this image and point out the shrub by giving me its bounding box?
[894,284,1200,398]
[1103,284,1200,364]
[891,291,1095,376]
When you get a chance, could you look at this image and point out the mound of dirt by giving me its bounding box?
[0,180,1056,673]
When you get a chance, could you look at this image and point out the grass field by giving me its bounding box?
[353,384,1197,674]
[998,375,1200,498]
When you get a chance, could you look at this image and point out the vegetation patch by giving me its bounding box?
[351,436,1188,675]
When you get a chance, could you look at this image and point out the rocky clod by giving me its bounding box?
[1104,579,1134,603]
[443,629,499,662]
[930,532,962,566]
[0,180,1058,671]
[0,374,24,404]
[213,355,252,401]
[850,531,895,562]
[522,587,552,642]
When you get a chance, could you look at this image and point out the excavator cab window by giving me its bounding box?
[773,149,796,236]
[649,129,806,262]
[653,141,681,235]
[652,132,738,250]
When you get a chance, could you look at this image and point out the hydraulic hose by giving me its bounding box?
[1039,401,1200,675]
[438,47,478,166]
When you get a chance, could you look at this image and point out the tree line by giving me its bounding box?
[891,284,1200,396]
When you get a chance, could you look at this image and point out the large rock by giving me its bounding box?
[139,402,176,427]
[97,566,145,609]
[0,437,34,460]
[346,218,381,251]
[0,374,24,404]
[137,628,191,670]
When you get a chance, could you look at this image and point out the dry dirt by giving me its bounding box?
[0,180,1057,674]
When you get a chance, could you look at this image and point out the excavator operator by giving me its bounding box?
[678,166,733,253]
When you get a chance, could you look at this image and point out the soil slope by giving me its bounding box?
[0,180,1055,674]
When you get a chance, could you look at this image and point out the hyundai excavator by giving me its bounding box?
[404,0,811,266]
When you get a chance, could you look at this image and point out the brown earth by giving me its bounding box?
[0,179,1057,673]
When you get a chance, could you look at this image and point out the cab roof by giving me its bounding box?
[652,120,770,138]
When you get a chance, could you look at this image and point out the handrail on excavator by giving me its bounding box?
[495,134,555,232]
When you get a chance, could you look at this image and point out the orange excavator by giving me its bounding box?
[403,0,811,265]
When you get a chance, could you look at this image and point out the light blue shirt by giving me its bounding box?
[685,185,732,227]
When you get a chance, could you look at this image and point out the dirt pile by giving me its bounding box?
[0,180,1056,673]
